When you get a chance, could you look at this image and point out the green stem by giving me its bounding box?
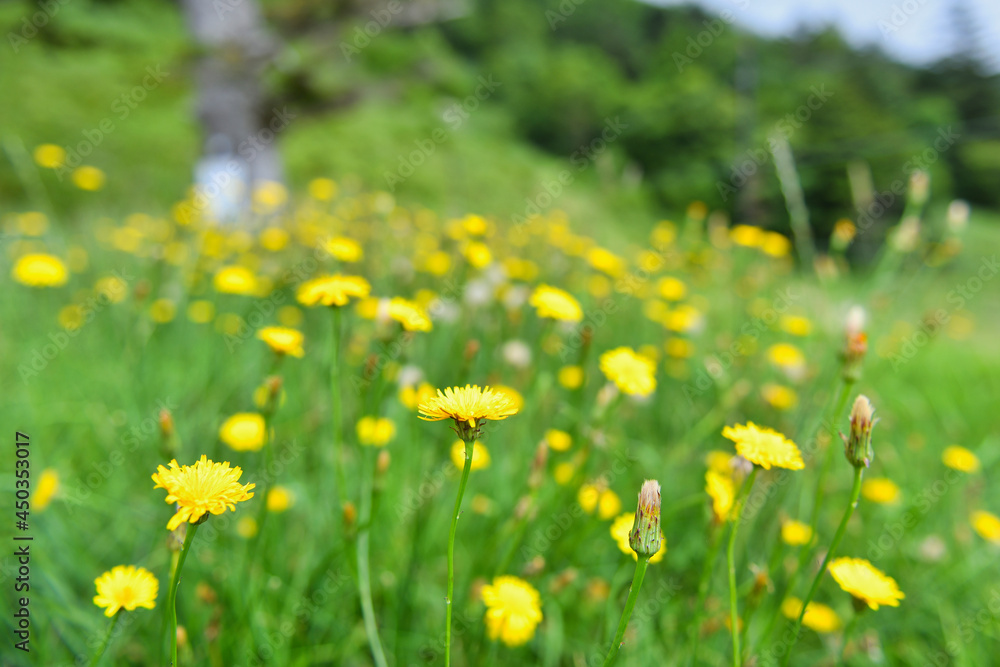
[808,379,854,537]
[840,611,861,663]
[167,523,199,667]
[445,437,476,667]
[89,612,121,667]
[728,468,758,667]
[780,466,864,667]
[602,556,650,667]
[357,447,389,667]
[160,550,179,660]
[686,524,725,667]
[330,307,347,509]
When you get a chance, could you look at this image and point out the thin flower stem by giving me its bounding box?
[602,556,650,667]
[686,524,725,667]
[728,468,758,667]
[445,437,476,667]
[780,466,864,667]
[167,522,199,667]
[840,610,861,663]
[160,550,179,660]
[330,306,347,510]
[808,379,854,537]
[357,446,389,667]
[88,612,121,667]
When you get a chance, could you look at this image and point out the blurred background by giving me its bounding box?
[2,0,998,257]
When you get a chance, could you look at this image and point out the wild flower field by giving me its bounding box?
[2,172,1000,667]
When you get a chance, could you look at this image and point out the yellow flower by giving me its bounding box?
[553,462,575,485]
[252,181,287,212]
[95,275,128,303]
[530,284,583,322]
[705,470,735,522]
[266,486,295,513]
[399,382,436,411]
[942,446,980,473]
[971,510,1000,544]
[19,211,48,236]
[257,326,305,357]
[658,276,687,301]
[482,575,543,647]
[578,484,600,513]
[545,429,572,452]
[93,565,159,617]
[237,516,258,538]
[325,237,363,262]
[418,385,520,429]
[12,253,68,287]
[828,557,904,610]
[781,519,813,546]
[451,440,491,471]
[150,298,176,324]
[598,489,622,520]
[780,596,841,633]
[722,422,804,470]
[557,365,584,390]
[730,224,764,247]
[762,384,798,410]
[308,177,338,201]
[187,300,215,324]
[388,297,432,331]
[587,247,626,277]
[664,304,704,333]
[767,343,805,370]
[278,305,302,327]
[151,455,255,531]
[610,513,666,562]
[72,165,105,191]
[780,315,812,336]
[423,250,452,276]
[599,347,656,397]
[259,227,290,252]
[862,478,901,504]
[219,413,267,452]
[33,143,66,169]
[33,469,59,511]
[296,274,371,307]
[492,385,525,412]
[59,305,84,331]
[761,232,791,258]
[464,241,493,268]
[357,416,396,447]
[213,266,258,296]
[665,338,694,359]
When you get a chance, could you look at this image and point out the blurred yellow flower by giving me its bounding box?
[308,177,338,201]
[252,181,287,212]
[219,413,267,452]
[58,305,84,331]
[762,384,798,410]
[722,422,804,470]
[266,486,295,513]
[781,519,813,546]
[587,247,626,277]
[492,385,525,412]
[257,326,305,358]
[259,227,290,251]
[482,575,543,647]
[423,250,452,276]
[326,237,363,262]
[151,455,255,531]
[780,597,840,633]
[72,165,105,191]
[665,338,694,359]
[33,143,66,169]
[12,253,68,287]
[971,510,1000,544]
[554,462,575,485]
[599,347,656,397]
[761,232,792,257]
[93,565,158,617]
[657,276,687,301]
[464,241,493,268]
[610,512,666,562]
[451,440,491,471]
[278,305,303,327]
[557,365,584,390]
[187,300,215,324]
[706,450,733,474]
[767,343,805,369]
[18,211,48,236]
[530,284,582,322]
[730,224,763,247]
[357,416,396,446]
[388,297,432,331]
[296,274,371,307]
[237,516,258,538]
[664,304,703,333]
[862,478,901,504]
[780,315,812,336]
[213,266,258,296]
[95,275,128,303]
[399,382,436,411]
[706,470,735,522]
[942,445,980,473]
[828,557,904,610]
[32,469,59,511]
[150,298,176,324]
[544,429,572,452]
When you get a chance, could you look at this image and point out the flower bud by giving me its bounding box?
[343,501,357,529]
[843,395,876,468]
[841,332,868,383]
[628,479,662,559]
[159,409,174,437]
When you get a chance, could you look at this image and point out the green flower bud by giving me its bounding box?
[843,395,877,468]
[628,480,662,558]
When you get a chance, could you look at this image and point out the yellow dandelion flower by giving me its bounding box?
[464,241,493,268]
[418,385,519,429]
[942,445,980,473]
[553,462,575,485]
[862,478,901,505]
[72,165,105,191]
[58,305,84,331]
[12,253,68,287]
[259,227,289,252]
[151,455,255,531]
[530,284,583,322]
[767,343,805,369]
[544,429,572,452]
[781,519,813,546]
[722,422,804,470]
[213,266,258,296]
[325,237,363,262]
[557,365,584,390]
[451,440,491,471]
[587,247,626,278]
[665,338,694,359]
[578,484,600,513]
[658,276,687,301]
[730,225,764,247]
[93,565,158,617]
[400,382,436,411]
[664,304,703,333]
[187,300,215,324]
[598,489,622,520]
[150,298,176,324]
[492,385,525,412]
[599,347,656,397]
[828,557,904,610]
[266,486,295,513]
[237,516,258,538]
[296,274,371,307]
[587,274,612,298]
[32,469,59,511]
[33,144,66,169]
[308,177,338,201]
[482,575,543,647]
[94,275,127,303]
[780,596,841,633]
[461,214,489,236]
[257,326,305,358]
[610,512,666,563]
[388,297,432,332]
[780,315,812,336]
[252,181,287,212]
[762,384,798,410]
[971,510,1000,544]
[357,416,396,447]
[423,250,452,276]
[706,470,735,522]
[706,451,733,474]
[761,232,791,257]
[219,413,267,452]
[278,305,302,327]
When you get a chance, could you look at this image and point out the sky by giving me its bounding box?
[652,0,1000,72]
